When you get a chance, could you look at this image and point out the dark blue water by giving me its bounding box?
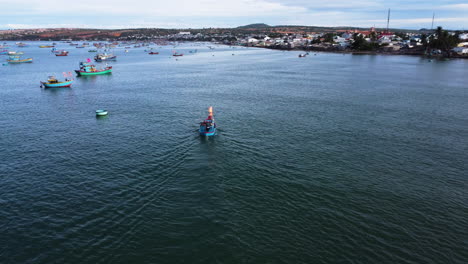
[1,42,467,264]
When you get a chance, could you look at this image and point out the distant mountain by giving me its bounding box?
[237,23,271,29]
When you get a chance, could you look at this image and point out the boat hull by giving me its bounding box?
[75,68,112,76]
[7,58,33,63]
[96,110,108,116]
[199,125,216,136]
[95,56,116,62]
[41,80,73,88]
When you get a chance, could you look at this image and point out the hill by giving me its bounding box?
[237,23,271,29]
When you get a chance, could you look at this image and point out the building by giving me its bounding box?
[452,47,468,54]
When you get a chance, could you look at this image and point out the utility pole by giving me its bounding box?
[386,9,391,33]
[431,12,435,31]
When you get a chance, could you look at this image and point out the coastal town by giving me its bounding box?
[1,24,467,58]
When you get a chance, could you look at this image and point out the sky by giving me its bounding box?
[1,0,467,30]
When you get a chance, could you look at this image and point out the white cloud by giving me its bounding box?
[2,0,306,17]
[364,17,468,28]
[1,0,467,29]
[270,0,384,9]
[440,3,468,10]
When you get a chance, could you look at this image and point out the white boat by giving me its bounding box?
[96,110,108,116]
[8,51,24,55]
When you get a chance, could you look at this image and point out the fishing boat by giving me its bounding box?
[173,53,184,57]
[199,107,216,136]
[88,49,97,52]
[94,53,117,62]
[149,52,159,55]
[16,42,28,47]
[39,45,54,48]
[75,61,112,76]
[55,50,69,56]
[40,76,73,88]
[0,50,8,55]
[7,56,33,63]
[7,51,23,55]
[96,109,108,116]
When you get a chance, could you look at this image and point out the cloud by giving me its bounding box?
[440,3,468,10]
[2,0,306,17]
[367,17,468,25]
[270,0,384,10]
[1,0,467,29]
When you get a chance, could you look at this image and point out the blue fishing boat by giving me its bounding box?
[40,76,73,88]
[7,55,32,63]
[199,106,216,136]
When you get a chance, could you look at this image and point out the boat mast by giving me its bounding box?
[208,106,213,118]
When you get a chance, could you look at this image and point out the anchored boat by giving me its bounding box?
[96,109,108,116]
[55,50,69,56]
[7,56,33,63]
[94,53,117,62]
[7,51,24,55]
[75,61,112,76]
[199,106,216,136]
[40,76,73,88]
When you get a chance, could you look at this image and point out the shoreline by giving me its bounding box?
[247,45,468,59]
[2,39,467,59]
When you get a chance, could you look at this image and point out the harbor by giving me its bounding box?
[0,41,467,263]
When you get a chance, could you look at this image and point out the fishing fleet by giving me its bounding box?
[2,41,223,135]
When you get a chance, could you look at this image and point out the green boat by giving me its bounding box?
[75,62,112,76]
